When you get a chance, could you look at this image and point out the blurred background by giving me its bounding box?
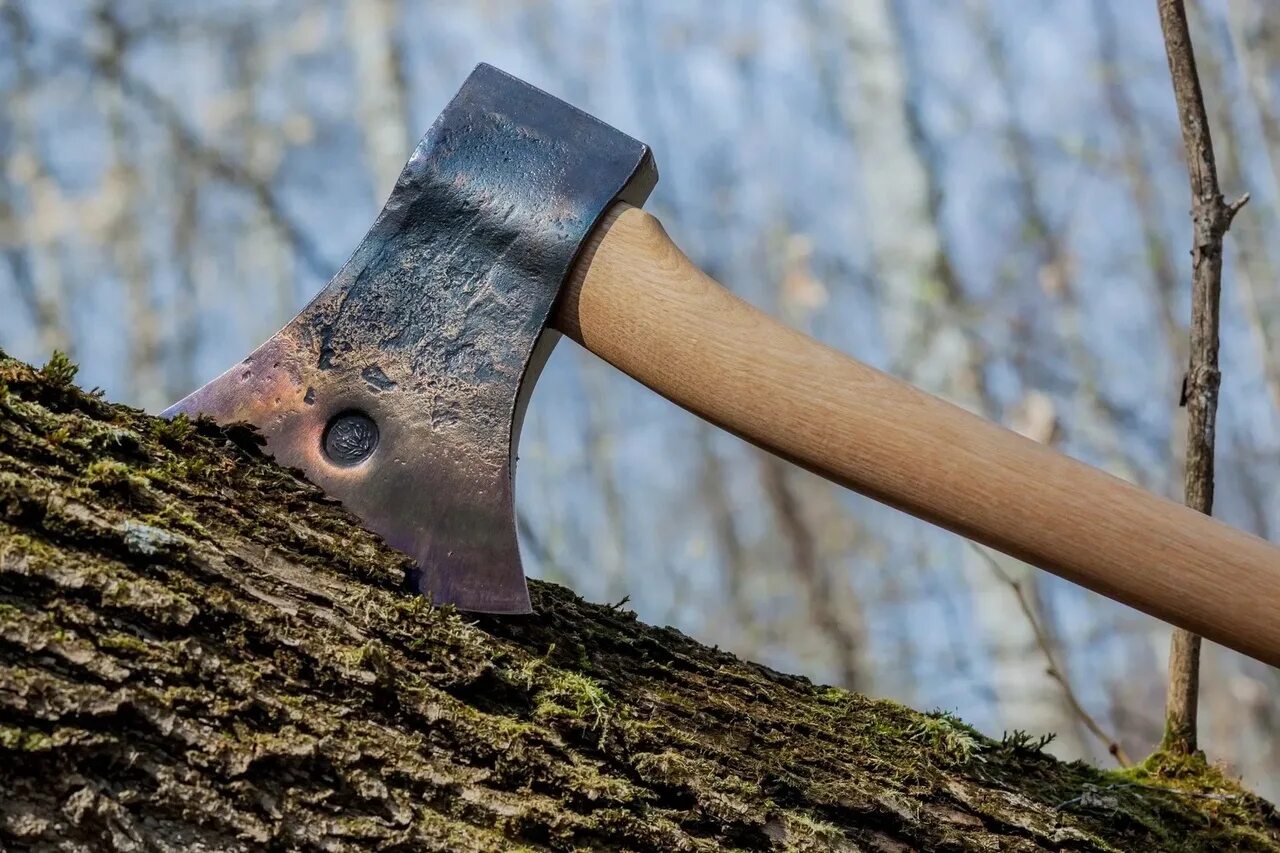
[2,0,1278,795]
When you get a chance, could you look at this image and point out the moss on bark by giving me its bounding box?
[0,349,1276,852]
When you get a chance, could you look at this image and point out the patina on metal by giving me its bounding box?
[166,64,657,612]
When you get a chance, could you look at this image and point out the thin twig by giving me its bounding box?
[1155,0,1248,755]
[759,453,863,691]
[970,544,1131,766]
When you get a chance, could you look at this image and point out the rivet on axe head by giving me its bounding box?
[167,64,657,613]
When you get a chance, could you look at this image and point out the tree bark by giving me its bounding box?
[1156,0,1249,757]
[1,350,1277,851]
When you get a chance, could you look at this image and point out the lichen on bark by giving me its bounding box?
[0,350,1277,852]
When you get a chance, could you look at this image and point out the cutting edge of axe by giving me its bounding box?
[168,63,1280,668]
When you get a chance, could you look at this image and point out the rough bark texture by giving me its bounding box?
[0,351,1277,852]
[1156,0,1249,756]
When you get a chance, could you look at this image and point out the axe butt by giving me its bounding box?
[557,203,1280,668]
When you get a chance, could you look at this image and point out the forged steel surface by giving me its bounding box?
[166,64,657,612]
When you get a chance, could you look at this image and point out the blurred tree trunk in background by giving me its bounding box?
[856,0,1085,754]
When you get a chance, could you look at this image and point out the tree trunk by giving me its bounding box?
[1,350,1277,851]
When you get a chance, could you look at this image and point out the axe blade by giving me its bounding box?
[166,64,657,612]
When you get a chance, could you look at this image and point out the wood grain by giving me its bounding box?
[556,204,1280,668]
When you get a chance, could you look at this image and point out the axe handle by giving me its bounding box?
[557,203,1280,667]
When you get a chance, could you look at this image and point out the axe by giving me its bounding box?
[168,64,1280,667]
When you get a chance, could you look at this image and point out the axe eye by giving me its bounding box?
[323,411,379,466]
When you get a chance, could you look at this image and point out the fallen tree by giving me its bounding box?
[0,350,1276,852]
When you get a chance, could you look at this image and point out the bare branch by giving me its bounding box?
[970,544,1132,766]
[1155,0,1248,755]
[758,454,863,691]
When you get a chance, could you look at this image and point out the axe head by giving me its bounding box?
[166,64,657,612]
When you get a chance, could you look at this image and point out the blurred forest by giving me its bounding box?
[2,0,1278,796]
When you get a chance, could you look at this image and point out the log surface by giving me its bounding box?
[0,351,1276,852]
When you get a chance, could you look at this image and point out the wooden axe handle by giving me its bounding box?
[556,203,1280,667]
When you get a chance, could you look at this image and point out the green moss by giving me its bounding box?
[519,648,613,731]
[147,455,216,484]
[814,685,848,705]
[141,503,206,536]
[0,531,45,565]
[81,459,151,496]
[0,724,55,752]
[99,631,149,654]
[537,669,611,721]
[39,351,77,388]
[906,710,986,765]
[80,423,146,457]
[353,639,396,681]
[45,425,72,447]
[148,413,195,445]
[781,811,847,850]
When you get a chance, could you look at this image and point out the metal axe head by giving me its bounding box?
[166,64,657,613]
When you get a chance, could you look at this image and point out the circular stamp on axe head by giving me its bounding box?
[323,411,379,466]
